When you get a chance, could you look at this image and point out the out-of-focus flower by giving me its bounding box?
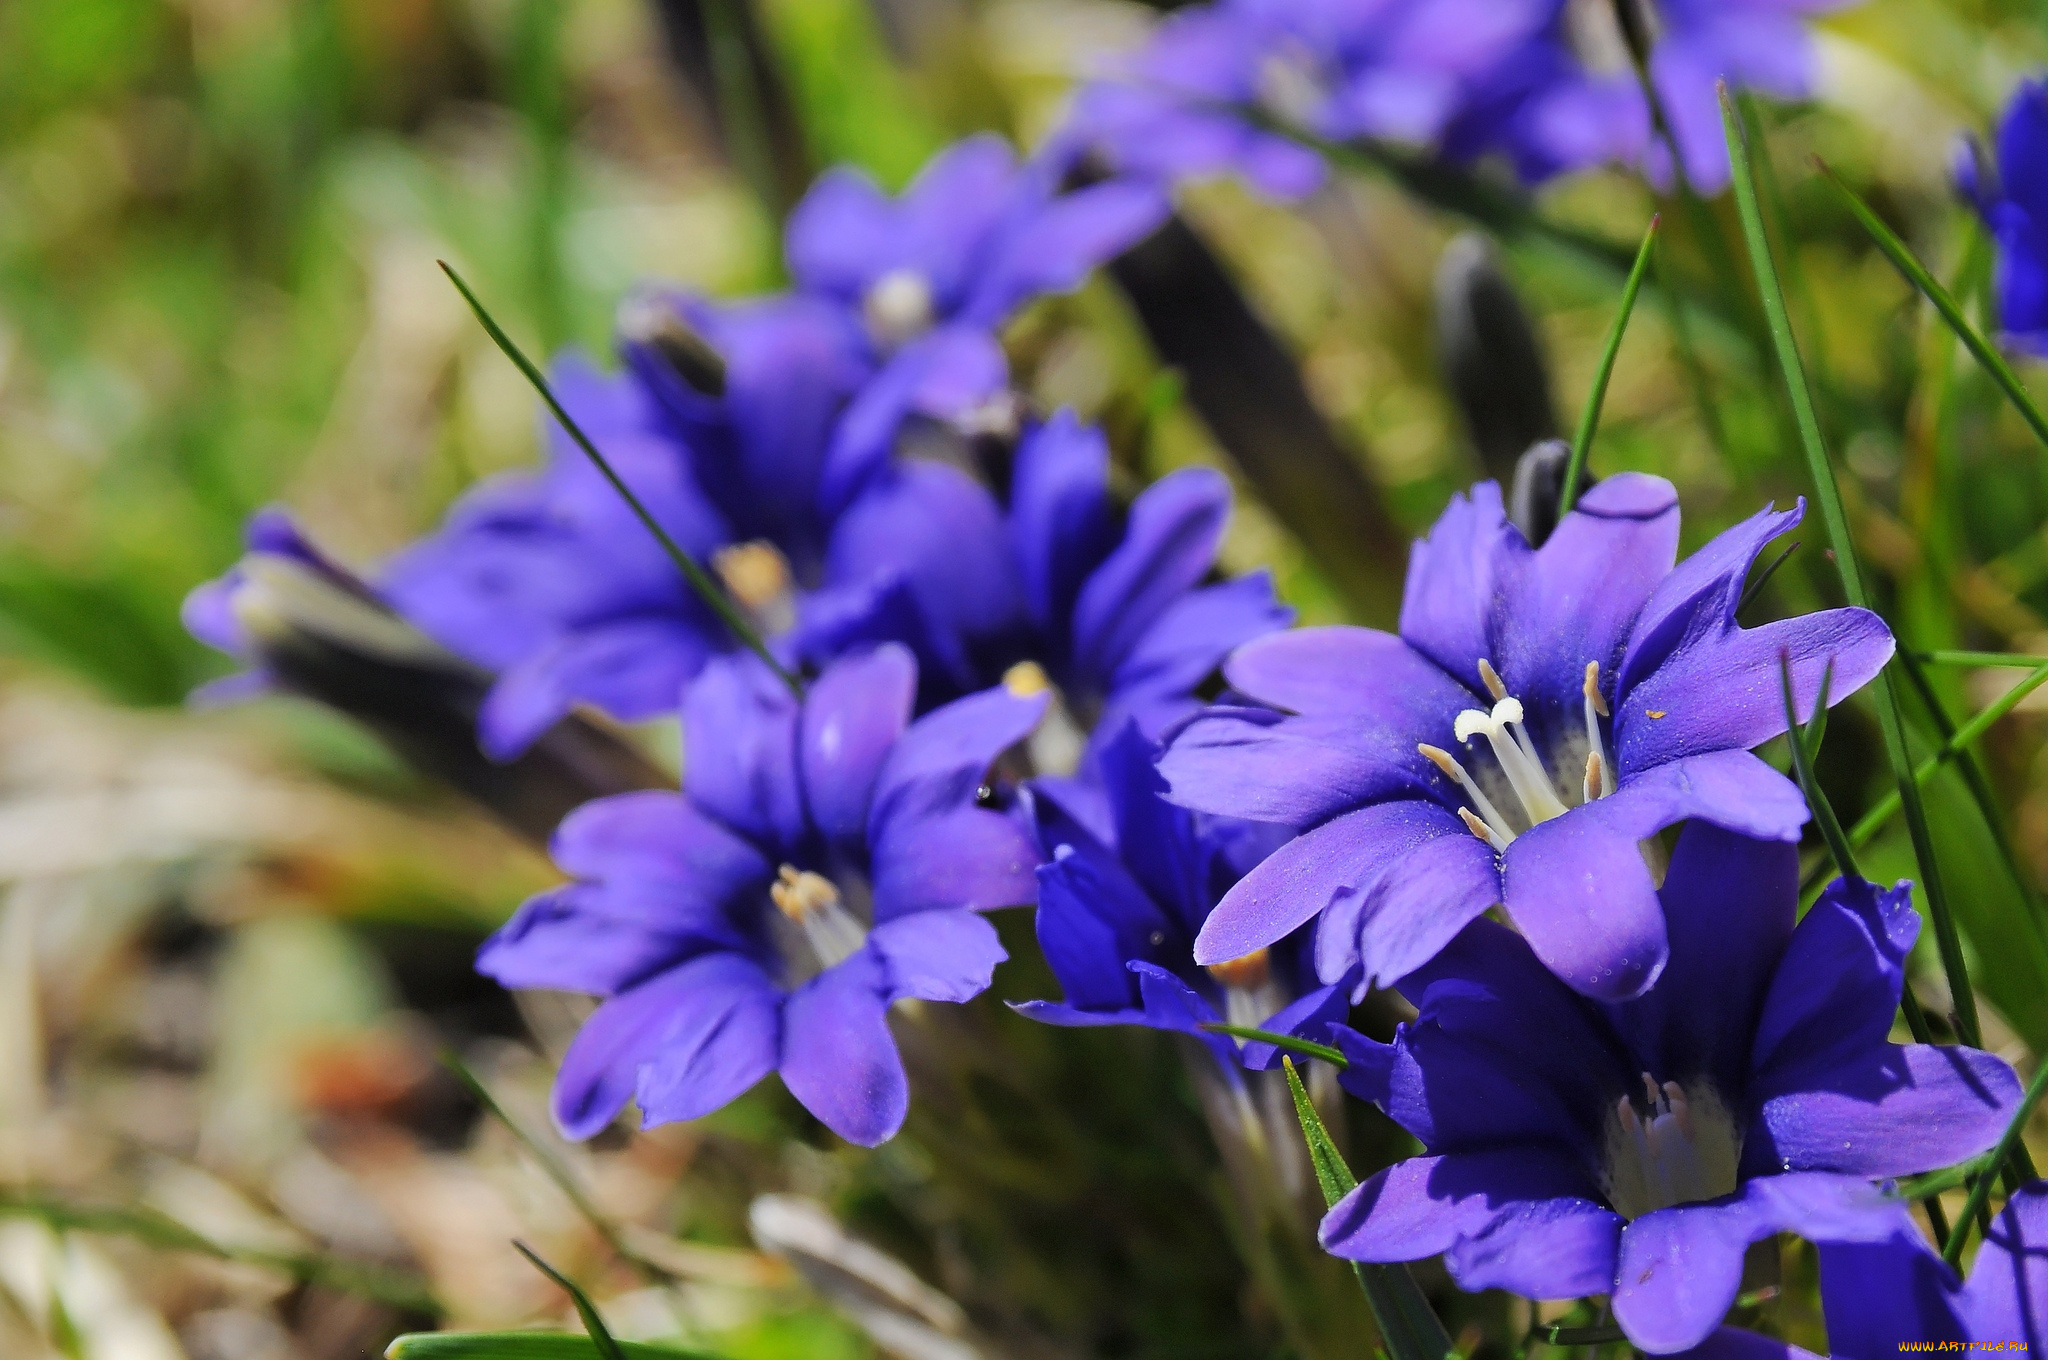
[1161,476,1893,1001]
[787,135,1166,510]
[1818,1182,2048,1354]
[1960,78,2048,356]
[379,356,741,758]
[1013,723,1347,1064]
[1321,827,2018,1355]
[475,646,1047,1147]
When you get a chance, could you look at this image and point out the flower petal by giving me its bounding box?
[683,655,805,852]
[1193,801,1498,989]
[800,644,918,850]
[1955,1183,2048,1345]
[1223,626,1470,719]
[1009,411,1115,643]
[964,177,1168,326]
[480,618,720,759]
[1319,1149,1618,1301]
[1158,707,1438,827]
[1749,1042,2018,1180]
[1612,1174,1912,1355]
[1502,749,1808,1001]
[632,957,783,1127]
[1398,481,1513,688]
[1817,1228,1969,1358]
[1032,831,1179,1012]
[869,909,1006,1004]
[1071,466,1230,684]
[1750,874,1919,1084]
[779,947,908,1147]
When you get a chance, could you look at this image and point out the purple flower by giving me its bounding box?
[1818,1183,2048,1354]
[1160,475,1893,1001]
[380,356,740,759]
[1961,78,2048,357]
[1013,723,1348,1066]
[182,506,384,704]
[788,135,1166,511]
[475,645,1048,1147]
[1321,826,2019,1355]
[1007,412,1293,765]
[1446,0,1855,191]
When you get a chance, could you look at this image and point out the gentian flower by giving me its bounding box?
[380,356,740,758]
[1818,1183,2048,1354]
[183,506,377,705]
[1005,412,1292,768]
[1960,78,2048,357]
[1445,0,1857,191]
[787,134,1167,511]
[475,645,1047,1147]
[1014,723,1348,1064]
[1320,826,2019,1355]
[1161,475,1893,1000]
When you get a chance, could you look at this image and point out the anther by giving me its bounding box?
[715,541,793,614]
[1206,947,1273,992]
[1424,743,1518,847]
[1583,661,1610,717]
[1458,807,1509,853]
[1478,658,1509,701]
[770,865,841,923]
[1583,752,1604,805]
[1581,660,1614,801]
[1004,660,1052,698]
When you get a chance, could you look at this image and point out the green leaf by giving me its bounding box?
[386,1333,724,1360]
[515,1243,627,1360]
[1561,213,1660,515]
[1721,84,1983,1051]
[438,262,800,697]
[1196,1024,1348,1067]
[1281,1059,1451,1360]
[1814,157,2048,455]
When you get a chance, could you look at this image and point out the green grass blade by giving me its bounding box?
[1815,158,2048,454]
[1736,539,1800,618]
[1803,656,1835,767]
[388,1335,724,1360]
[1197,1024,1349,1067]
[438,262,800,697]
[1281,1059,1451,1360]
[1942,1058,2048,1269]
[1722,85,1983,1050]
[515,1243,627,1360]
[1561,214,1661,515]
[1918,650,2048,668]
[1780,653,1857,881]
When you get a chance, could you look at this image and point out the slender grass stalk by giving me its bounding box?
[1782,653,1857,880]
[1198,1024,1349,1068]
[1815,158,2048,454]
[1919,650,2048,669]
[1737,540,1801,618]
[439,262,801,696]
[1281,1059,1451,1360]
[1943,1059,2048,1269]
[517,1242,628,1360]
[1561,215,1661,515]
[1722,87,1983,1049]
[444,1052,669,1285]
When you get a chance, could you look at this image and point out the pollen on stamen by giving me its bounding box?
[1583,660,1610,717]
[770,865,841,922]
[1478,657,1509,701]
[1457,806,1507,852]
[1004,660,1052,698]
[1583,752,1604,804]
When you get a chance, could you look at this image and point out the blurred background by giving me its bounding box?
[5,0,2048,1356]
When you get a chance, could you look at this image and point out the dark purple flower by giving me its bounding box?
[1818,1182,2048,1354]
[1007,411,1292,767]
[475,645,1048,1147]
[1161,475,1893,1001]
[1013,723,1348,1066]
[1961,78,2048,357]
[1321,826,2019,1355]
[380,356,740,759]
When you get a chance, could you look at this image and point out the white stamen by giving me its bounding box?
[863,268,936,349]
[1456,699,1569,827]
[1602,1075,1740,1221]
[1419,744,1516,845]
[770,865,867,971]
[1582,661,1614,799]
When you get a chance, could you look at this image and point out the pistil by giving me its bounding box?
[771,865,867,971]
[1434,658,1618,850]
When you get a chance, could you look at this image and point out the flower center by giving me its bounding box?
[715,540,796,636]
[1419,658,1613,853]
[863,268,936,349]
[1601,1074,1740,1220]
[770,865,867,972]
[1206,947,1289,1036]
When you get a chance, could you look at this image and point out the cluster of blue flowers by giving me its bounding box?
[183,10,2048,1354]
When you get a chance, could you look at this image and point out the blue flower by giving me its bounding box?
[788,135,1167,512]
[182,505,373,705]
[1818,1182,2048,1354]
[1013,723,1349,1066]
[1321,826,2019,1355]
[1962,78,2048,357]
[475,645,1048,1147]
[1160,475,1894,1001]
